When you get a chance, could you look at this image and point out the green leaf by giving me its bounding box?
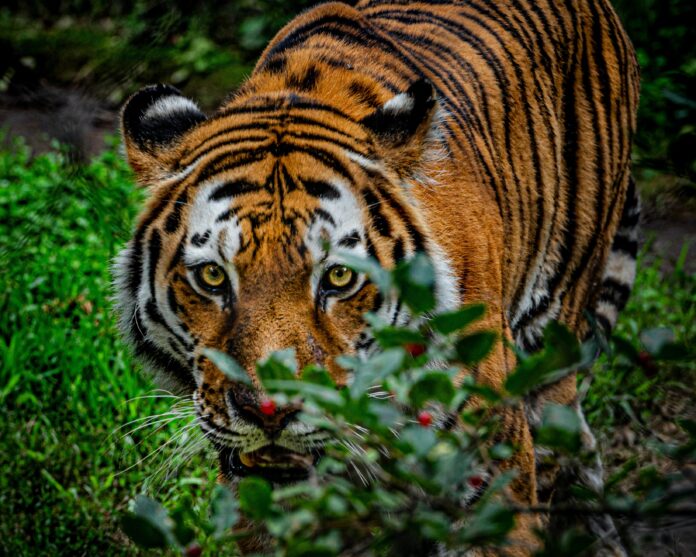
[409,372,455,408]
[640,327,675,356]
[373,326,427,348]
[121,495,176,549]
[414,508,450,540]
[170,507,196,547]
[677,419,696,444]
[611,335,639,361]
[536,404,582,452]
[257,349,297,386]
[605,458,638,491]
[369,399,404,428]
[454,331,496,366]
[238,477,273,520]
[121,514,168,549]
[348,347,405,397]
[654,340,690,361]
[430,304,486,335]
[400,424,438,457]
[336,250,392,294]
[489,443,513,460]
[392,253,436,314]
[459,376,502,402]
[264,380,344,407]
[505,322,581,396]
[459,500,515,544]
[203,349,251,385]
[301,365,335,387]
[536,528,595,557]
[210,485,239,538]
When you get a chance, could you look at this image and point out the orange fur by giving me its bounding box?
[116,1,639,553]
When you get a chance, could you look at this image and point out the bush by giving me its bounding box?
[119,253,695,556]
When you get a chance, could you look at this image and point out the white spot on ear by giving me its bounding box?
[143,96,201,121]
[382,92,415,114]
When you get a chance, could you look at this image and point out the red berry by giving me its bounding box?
[185,543,203,557]
[468,475,484,489]
[636,350,658,377]
[404,342,426,357]
[259,398,276,416]
[417,411,433,427]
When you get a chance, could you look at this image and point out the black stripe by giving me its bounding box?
[148,229,162,298]
[167,286,183,316]
[261,14,376,63]
[348,80,382,108]
[392,237,405,263]
[191,230,211,247]
[314,208,336,227]
[546,5,581,301]
[611,235,638,257]
[361,188,391,236]
[144,299,193,353]
[263,56,287,74]
[303,180,341,200]
[599,278,631,308]
[287,64,321,91]
[167,238,185,273]
[209,180,259,201]
[338,230,362,248]
[513,294,550,332]
[126,181,185,296]
[165,190,188,234]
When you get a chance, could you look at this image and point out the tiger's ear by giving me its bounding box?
[360,78,438,169]
[121,84,206,184]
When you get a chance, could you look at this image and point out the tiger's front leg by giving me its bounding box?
[460,327,541,557]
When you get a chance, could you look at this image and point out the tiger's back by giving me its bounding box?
[241,0,640,351]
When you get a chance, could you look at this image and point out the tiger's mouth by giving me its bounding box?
[219,445,323,484]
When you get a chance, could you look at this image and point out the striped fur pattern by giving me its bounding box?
[114,1,639,553]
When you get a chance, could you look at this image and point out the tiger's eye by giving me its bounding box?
[199,264,226,288]
[326,265,354,289]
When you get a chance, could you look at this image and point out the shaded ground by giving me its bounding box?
[0,87,116,161]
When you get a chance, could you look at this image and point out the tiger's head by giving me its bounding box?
[114,80,457,483]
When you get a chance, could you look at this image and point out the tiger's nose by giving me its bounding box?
[227,385,301,438]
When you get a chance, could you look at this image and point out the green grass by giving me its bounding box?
[584,242,695,431]
[0,139,222,555]
[0,140,693,555]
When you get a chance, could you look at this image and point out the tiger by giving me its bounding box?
[114,0,640,554]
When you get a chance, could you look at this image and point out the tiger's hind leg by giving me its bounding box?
[527,397,628,555]
[544,180,641,555]
[559,403,627,556]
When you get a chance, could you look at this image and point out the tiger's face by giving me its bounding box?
[114,81,456,482]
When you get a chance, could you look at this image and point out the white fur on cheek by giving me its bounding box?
[185,180,243,296]
[304,178,368,304]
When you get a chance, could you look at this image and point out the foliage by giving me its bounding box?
[116,237,695,555]
[0,137,693,555]
[612,0,696,180]
[584,242,695,430]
